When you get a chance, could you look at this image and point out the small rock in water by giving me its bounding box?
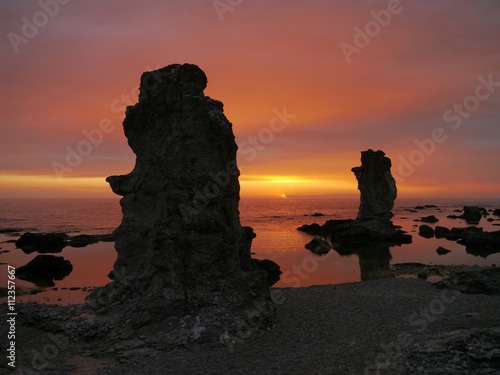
[16,255,73,287]
[436,246,452,255]
[305,238,331,255]
[434,226,450,238]
[68,234,99,248]
[418,225,434,238]
[312,212,324,217]
[415,215,439,223]
[460,206,482,224]
[15,232,67,254]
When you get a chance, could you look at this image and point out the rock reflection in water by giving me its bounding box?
[334,243,394,281]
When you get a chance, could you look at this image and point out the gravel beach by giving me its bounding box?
[2,270,499,375]
[100,277,499,375]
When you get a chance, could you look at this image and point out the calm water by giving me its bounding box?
[1,197,499,305]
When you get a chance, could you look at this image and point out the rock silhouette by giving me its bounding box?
[16,255,72,287]
[16,232,67,254]
[461,206,483,224]
[298,150,411,246]
[352,149,397,222]
[89,64,275,347]
[419,224,434,238]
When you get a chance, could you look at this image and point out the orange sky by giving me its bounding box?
[1,0,499,199]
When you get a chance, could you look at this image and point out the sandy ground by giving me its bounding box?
[2,276,499,375]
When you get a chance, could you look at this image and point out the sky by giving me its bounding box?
[1,0,499,199]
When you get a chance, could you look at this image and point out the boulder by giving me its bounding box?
[352,149,397,222]
[88,64,274,346]
[15,232,67,254]
[460,206,482,224]
[16,255,72,287]
[68,234,99,248]
[434,226,450,239]
[436,246,452,255]
[445,226,483,241]
[418,225,434,238]
[305,238,332,255]
[297,222,323,235]
[415,215,439,223]
[493,209,500,217]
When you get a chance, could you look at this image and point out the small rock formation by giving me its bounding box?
[440,226,500,257]
[418,225,434,238]
[305,238,332,255]
[89,64,275,348]
[16,232,67,254]
[493,209,500,217]
[434,226,450,239]
[298,150,411,246]
[460,206,483,224]
[15,232,114,253]
[415,215,439,223]
[445,226,483,241]
[351,149,396,222]
[68,234,99,247]
[436,246,452,255]
[16,255,73,287]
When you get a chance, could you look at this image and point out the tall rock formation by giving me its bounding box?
[298,149,410,246]
[352,149,397,222]
[89,64,274,347]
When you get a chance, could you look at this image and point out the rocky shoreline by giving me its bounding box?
[1,265,499,374]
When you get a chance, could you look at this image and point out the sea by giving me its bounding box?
[1,197,499,305]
